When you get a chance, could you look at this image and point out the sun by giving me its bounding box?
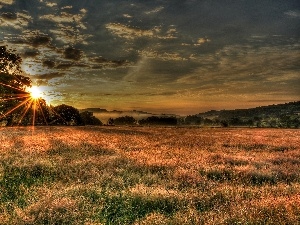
[28,86,43,100]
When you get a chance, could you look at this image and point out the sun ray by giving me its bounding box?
[0,81,27,93]
[32,100,36,127]
[0,98,31,120]
[36,99,48,125]
[0,95,29,102]
[1,77,56,126]
[17,100,33,125]
[48,107,67,125]
[0,93,30,97]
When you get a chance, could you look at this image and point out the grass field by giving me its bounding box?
[0,126,299,224]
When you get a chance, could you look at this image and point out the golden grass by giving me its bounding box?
[0,126,299,224]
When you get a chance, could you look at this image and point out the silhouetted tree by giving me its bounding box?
[114,116,136,125]
[51,104,82,125]
[18,98,50,126]
[139,116,177,126]
[203,118,213,125]
[184,115,203,125]
[0,46,32,125]
[220,120,229,127]
[80,111,102,125]
[229,117,243,126]
[107,118,114,125]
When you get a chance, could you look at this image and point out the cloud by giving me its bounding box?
[0,12,32,29]
[138,50,187,61]
[31,72,65,87]
[106,23,178,40]
[123,14,132,18]
[145,6,164,15]
[22,50,39,58]
[0,0,13,4]
[54,61,89,70]
[284,10,300,18]
[159,27,178,40]
[63,47,82,61]
[106,23,155,40]
[30,35,52,46]
[39,11,87,29]
[181,37,211,46]
[176,43,300,99]
[1,12,16,20]
[13,30,52,47]
[30,72,65,87]
[61,6,73,10]
[43,60,56,68]
[40,9,90,44]
[49,24,92,45]
[90,56,130,69]
[123,56,187,84]
[33,72,64,80]
[45,2,57,7]
[195,37,211,45]
[56,62,73,70]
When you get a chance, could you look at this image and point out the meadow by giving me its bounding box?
[0,126,299,224]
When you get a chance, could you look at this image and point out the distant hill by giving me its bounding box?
[188,101,300,128]
[198,101,300,119]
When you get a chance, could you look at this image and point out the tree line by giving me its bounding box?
[180,114,300,128]
[107,116,177,126]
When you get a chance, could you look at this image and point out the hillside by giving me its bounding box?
[198,101,300,118]
[192,101,300,128]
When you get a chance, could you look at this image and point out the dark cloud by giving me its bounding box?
[56,63,73,70]
[73,63,89,68]
[29,35,52,46]
[43,60,56,68]
[1,12,17,20]
[90,56,129,69]
[31,72,65,86]
[111,60,128,67]
[33,72,64,80]
[91,65,103,69]
[64,47,82,61]
[22,50,39,58]
[91,57,109,63]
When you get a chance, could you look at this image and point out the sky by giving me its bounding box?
[0,0,299,115]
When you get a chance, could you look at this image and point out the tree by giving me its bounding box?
[0,46,32,125]
[107,118,114,125]
[18,98,50,126]
[113,116,136,125]
[220,120,229,127]
[184,115,203,125]
[80,111,102,125]
[139,116,177,126]
[51,104,82,125]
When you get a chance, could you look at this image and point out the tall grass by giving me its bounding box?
[0,126,299,224]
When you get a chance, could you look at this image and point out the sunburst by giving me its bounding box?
[0,83,49,126]
[28,86,43,100]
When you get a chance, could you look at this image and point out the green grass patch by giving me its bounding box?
[0,163,56,208]
[80,189,182,225]
[100,193,181,225]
